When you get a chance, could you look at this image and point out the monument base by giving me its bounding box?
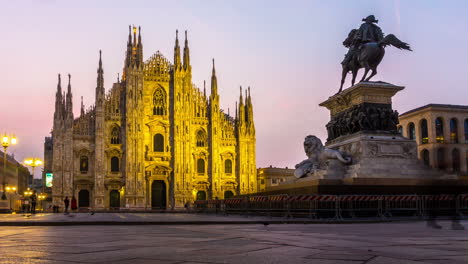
[257,177,468,196]
[326,132,451,179]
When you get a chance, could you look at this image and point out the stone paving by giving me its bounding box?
[0,212,276,224]
[0,219,467,264]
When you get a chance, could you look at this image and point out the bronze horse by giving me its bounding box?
[338,30,412,93]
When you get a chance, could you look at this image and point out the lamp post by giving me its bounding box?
[2,134,17,200]
[24,158,43,188]
[5,185,17,211]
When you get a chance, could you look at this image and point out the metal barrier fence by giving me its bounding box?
[193,194,468,220]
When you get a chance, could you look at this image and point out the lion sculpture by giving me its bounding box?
[294,135,351,178]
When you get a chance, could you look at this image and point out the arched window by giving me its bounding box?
[421,149,430,167]
[80,156,89,173]
[196,191,206,201]
[397,126,403,135]
[452,148,460,173]
[111,157,119,172]
[153,134,164,152]
[407,122,415,140]
[450,118,458,143]
[153,87,166,115]
[197,158,205,174]
[435,117,444,143]
[225,159,232,174]
[420,119,429,144]
[437,148,445,170]
[464,119,468,143]
[111,127,120,144]
[196,130,206,147]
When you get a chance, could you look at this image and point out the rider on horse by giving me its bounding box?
[342,15,384,67]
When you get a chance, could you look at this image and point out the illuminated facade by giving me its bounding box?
[48,27,257,209]
[398,104,468,175]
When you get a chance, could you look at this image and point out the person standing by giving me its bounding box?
[64,196,70,214]
[71,196,78,212]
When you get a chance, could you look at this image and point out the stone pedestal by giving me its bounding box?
[319,82,447,180]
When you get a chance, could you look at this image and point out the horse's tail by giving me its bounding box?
[379,34,412,51]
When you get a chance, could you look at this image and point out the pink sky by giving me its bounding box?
[1,1,468,178]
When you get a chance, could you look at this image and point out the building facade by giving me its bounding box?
[0,150,30,196]
[399,104,468,175]
[257,166,295,193]
[47,27,257,210]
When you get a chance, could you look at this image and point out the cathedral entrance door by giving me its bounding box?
[151,180,166,209]
[109,190,120,209]
[78,190,90,207]
[196,191,206,200]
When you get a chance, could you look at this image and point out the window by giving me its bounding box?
[420,119,429,144]
[224,159,232,174]
[437,148,445,170]
[197,158,205,174]
[80,156,89,173]
[421,149,430,167]
[153,87,166,115]
[153,134,164,152]
[450,118,458,143]
[111,127,120,144]
[408,122,415,140]
[452,149,460,172]
[196,130,206,147]
[111,157,119,172]
[435,117,444,143]
[397,126,403,135]
[464,119,468,143]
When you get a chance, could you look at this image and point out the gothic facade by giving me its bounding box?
[47,27,257,209]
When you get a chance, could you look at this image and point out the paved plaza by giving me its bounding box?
[0,217,466,264]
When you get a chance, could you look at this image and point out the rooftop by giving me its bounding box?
[400,104,468,117]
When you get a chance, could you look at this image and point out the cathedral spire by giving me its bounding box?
[210,59,217,96]
[203,80,206,98]
[174,30,181,69]
[239,86,244,106]
[65,73,73,118]
[137,26,143,66]
[54,74,63,120]
[235,101,238,121]
[81,96,85,117]
[183,30,190,70]
[96,50,105,107]
[97,50,104,91]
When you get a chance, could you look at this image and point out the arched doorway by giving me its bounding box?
[78,190,90,208]
[224,191,234,199]
[110,190,120,209]
[151,180,166,209]
[196,191,206,201]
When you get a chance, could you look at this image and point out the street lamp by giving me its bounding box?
[5,185,17,211]
[24,158,43,188]
[2,134,17,200]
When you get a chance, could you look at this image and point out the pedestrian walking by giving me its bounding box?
[30,191,37,214]
[64,196,70,214]
[71,196,78,212]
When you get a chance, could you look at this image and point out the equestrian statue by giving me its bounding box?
[338,15,412,93]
